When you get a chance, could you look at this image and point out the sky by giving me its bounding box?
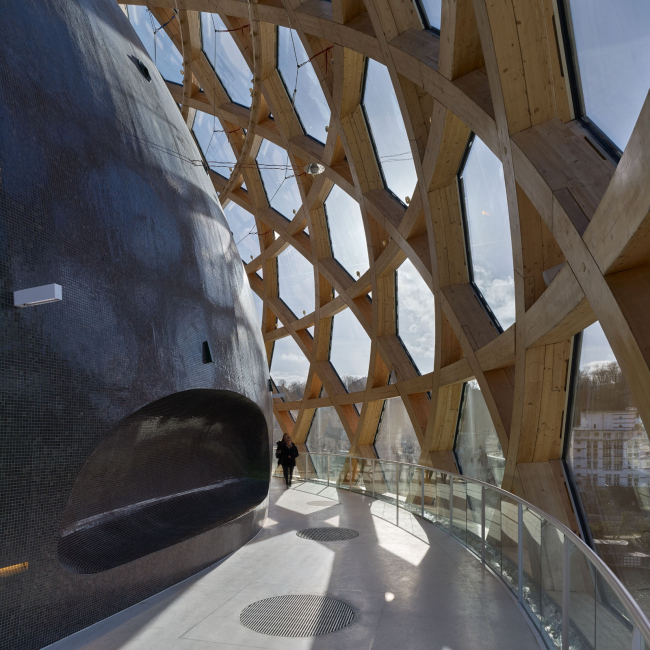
[569,0,650,151]
[461,137,516,331]
[256,139,302,219]
[200,12,251,107]
[277,27,330,144]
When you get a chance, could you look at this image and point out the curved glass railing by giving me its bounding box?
[295,453,650,650]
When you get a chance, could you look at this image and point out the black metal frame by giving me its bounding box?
[452,381,469,474]
[457,133,506,334]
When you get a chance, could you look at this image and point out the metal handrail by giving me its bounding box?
[301,452,650,649]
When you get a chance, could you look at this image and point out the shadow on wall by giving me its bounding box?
[58,389,269,574]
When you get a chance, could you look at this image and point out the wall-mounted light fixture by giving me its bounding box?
[14,284,62,307]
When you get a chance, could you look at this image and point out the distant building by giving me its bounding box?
[570,409,650,487]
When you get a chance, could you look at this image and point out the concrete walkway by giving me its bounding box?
[48,478,542,650]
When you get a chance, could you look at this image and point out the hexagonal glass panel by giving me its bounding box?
[277,26,330,144]
[256,139,302,219]
[277,246,314,318]
[200,13,251,107]
[306,406,350,478]
[127,6,183,84]
[192,110,238,180]
[329,308,371,393]
[459,135,515,331]
[324,185,369,279]
[565,321,650,612]
[397,258,435,375]
[362,59,417,206]
[374,397,421,463]
[270,335,310,401]
[415,0,441,31]
[564,0,650,153]
[454,380,505,487]
[223,202,260,263]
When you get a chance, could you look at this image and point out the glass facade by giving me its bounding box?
[459,136,515,331]
[416,0,441,31]
[200,13,251,107]
[454,380,505,487]
[564,0,650,152]
[256,139,302,219]
[374,397,421,463]
[566,321,650,614]
[270,335,310,401]
[223,202,260,263]
[397,258,435,375]
[329,308,371,393]
[277,245,314,318]
[193,110,238,179]
[324,185,369,279]
[252,293,263,325]
[127,6,183,85]
[306,407,350,454]
[276,27,330,144]
[362,59,418,206]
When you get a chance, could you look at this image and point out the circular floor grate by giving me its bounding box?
[296,527,359,541]
[240,594,354,636]
[306,500,340,507]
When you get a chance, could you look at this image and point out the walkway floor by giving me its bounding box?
[49,478,542,650]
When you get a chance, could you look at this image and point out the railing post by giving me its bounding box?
[632,626,644,650]
[481,485,486,565]
[421,469,425,518]
[327,455,330,488]
[349,458,353,491]
[562,535,570,650]
[449,476,453,535]
[396,463,400,527]
[372,459,375,498]
[518,503,523,604]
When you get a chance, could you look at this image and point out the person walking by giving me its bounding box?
[276,433,299,487]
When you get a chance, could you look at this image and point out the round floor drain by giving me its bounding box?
[306,500,340,506]
[297,527,359,541]
[240,594,354,636]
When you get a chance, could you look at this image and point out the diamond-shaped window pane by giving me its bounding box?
[200,13,251,107]
[459,136,515,331]
[127,6,183,85]
[223,202,259,262]
[277,27,330,144]
[397,258,435,375]
[324,185,369,279]
[193,110,238,179]
[256,139,302,219]
[454,380,505,487]
[329,308,370,392]
[270,335,310,401]
[362,59,417,206]
[374,397,421,464]
[277,246,314,318]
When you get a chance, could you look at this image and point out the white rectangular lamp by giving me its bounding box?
[14,284,62,307]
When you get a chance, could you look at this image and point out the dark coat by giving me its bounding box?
[276,441,299,467]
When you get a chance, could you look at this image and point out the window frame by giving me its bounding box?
[412,0,441,35]
[360,58,410,209]
[554,0,623,162]
[457,133,508,334]
[274,25,329,146]
[199,12,251,109]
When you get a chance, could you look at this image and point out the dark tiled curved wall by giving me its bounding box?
[0,1,271,648]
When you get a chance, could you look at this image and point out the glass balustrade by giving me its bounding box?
[298,452,650,650]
